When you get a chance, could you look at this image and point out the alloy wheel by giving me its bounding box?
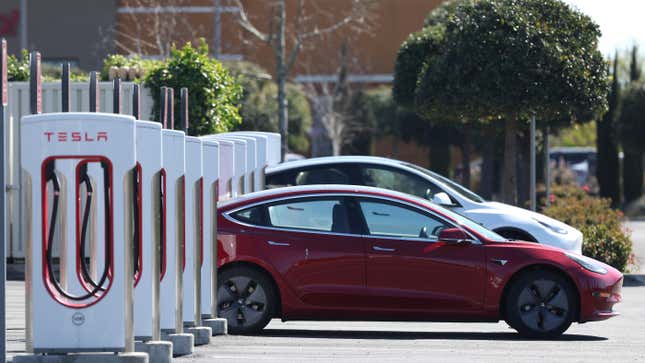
[217,276,268,330]
[516,278,569,332]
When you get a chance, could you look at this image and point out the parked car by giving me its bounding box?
[265,156,583,253]
[216,185,622,337]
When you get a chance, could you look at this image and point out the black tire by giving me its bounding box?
[217,265,278,334]
[504,270,577,338]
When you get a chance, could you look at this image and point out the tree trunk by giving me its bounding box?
[597,115,621,207]
[502,119,518,205]
[623,151,643,205]
[479,124,495,200]
[276,0,288,161]
[517,129,531,207]
[461,128,471,189]
[429,143,451,177]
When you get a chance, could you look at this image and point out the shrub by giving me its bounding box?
[145,40,243,135]
[543,185,633,272]
[7,49,30,81]
[9,49,88,82]
[101,54,160,82]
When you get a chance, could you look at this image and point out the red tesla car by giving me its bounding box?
[216,185,623,338]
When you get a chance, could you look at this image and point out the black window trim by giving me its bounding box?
[224,193,480,244]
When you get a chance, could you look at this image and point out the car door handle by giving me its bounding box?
[372,245,396,252]
[267,240,291,247]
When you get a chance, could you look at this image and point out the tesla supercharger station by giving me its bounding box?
[182,136,202,328]
[223,133,268,192]
[213,137,247,196]
[217,136,257,193]
[198,140,226,334]
[158,129,192,346]
[205,135,256,195]
[215,140,234,201]
[225,131,281,171]
[181,136,212,345]
[236,132,281,167]
[133,120,162,341]
[21,112,136,353]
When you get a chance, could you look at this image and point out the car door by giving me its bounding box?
[238,196,367,309]
[356,197,486,316]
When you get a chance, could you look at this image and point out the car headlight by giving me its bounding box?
[565,252,608,275]
[533,218,568,234]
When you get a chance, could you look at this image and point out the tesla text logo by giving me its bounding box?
[44,131,108,143]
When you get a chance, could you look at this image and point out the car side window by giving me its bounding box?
[267,198,350,233]
[360,166,442,200]
[231,206,267,226]
[295,167,350,185]
[358,199,450,240]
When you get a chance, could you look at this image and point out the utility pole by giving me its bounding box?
[530,114,537,211]
[213,0,221,59]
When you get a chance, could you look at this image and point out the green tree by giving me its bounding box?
[392,3,462,177]
[412,0,608,204]
[226,61,312,155]
[619,46,644,205]
[618,46,645,204]
[145,40,243,136]
[597,56,621,207]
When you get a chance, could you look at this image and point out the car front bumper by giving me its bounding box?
[577,270,623,323]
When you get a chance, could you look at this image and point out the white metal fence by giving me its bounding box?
[5,81,154,258]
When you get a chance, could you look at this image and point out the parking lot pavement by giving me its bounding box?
[625,220,645,273]
[176,286,645,363]
[5,283,645,362]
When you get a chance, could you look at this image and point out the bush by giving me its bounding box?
[101,54,160,82]
[145,40,243,135]
[8,49,89,82]
[543,185,633,272]
[7,49,29,81]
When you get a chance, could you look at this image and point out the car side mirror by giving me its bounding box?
[438,227,473,245]
[432,192,454,207]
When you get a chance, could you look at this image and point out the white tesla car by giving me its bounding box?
[265,156,583,253]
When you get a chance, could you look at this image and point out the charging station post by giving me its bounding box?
[158,87,194,356]
[179,89,212,345]
[215,139,234,201]
[199,135,227,336]
[131,83,173,363]
[14,55,147,362]
[0,38,8,363]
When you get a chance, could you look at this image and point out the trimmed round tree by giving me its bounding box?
[145,40,243,136]
[414,0,608,204]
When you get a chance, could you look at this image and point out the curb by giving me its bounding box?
[623,274,645,287]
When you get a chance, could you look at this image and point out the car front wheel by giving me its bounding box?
[505,270,577,338]
[217,266,277,334]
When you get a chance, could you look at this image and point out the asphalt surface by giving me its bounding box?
[174,286,645,363]
[6,221,645,362]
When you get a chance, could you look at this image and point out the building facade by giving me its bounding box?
[3,0,443,165]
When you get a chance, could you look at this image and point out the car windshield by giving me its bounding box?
[403,162,486,203]
[436,204,507,242]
